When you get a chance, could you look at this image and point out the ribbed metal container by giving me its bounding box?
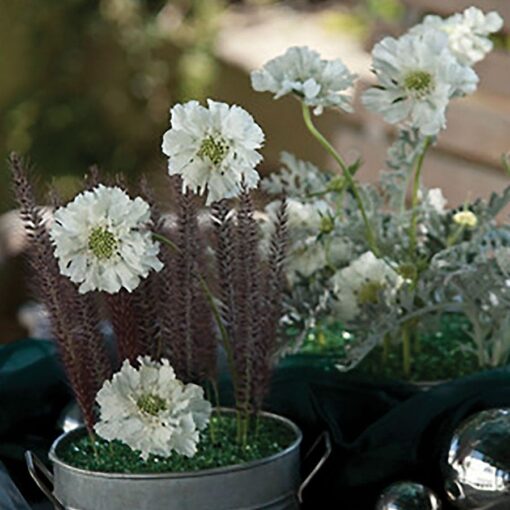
[42,411,302,510]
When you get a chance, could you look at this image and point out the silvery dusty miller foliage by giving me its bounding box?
[253,6,509,374]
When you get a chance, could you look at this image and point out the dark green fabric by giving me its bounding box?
[0,339,71,503]
[2,340,510,509]
[263,362,510,509]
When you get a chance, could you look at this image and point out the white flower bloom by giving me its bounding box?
[95,357,212,460]
[287,236,351,282]
[162,99,264,206]
[362,30,478,136]
[410,7,503,66]
[251,46,357,115]
[331,251,403,322]
[50,185,163,294]
[420,187,447,214]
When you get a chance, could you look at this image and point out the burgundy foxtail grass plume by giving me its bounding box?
[212,191,288,434]
[9,153,112,432]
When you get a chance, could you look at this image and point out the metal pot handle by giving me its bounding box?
[297,431,332,503]
[25,451,65,510]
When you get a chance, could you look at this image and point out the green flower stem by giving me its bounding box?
[153,232,243,438]
[88,430,99,459]
[408,137,432,258]
[205,382,221,444]
[446,225,465,247]
[152,232,179,252]
[301,103,380,256]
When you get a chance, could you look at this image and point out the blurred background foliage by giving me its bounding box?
[0,0,225,211]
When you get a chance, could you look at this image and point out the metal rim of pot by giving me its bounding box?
[26,408,332,509]
[50,409,302,479]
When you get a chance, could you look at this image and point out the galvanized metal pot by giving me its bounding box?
[26,410,313,510]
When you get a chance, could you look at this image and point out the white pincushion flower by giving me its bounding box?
[331,251,403,321]
[411,7,503,66]
[50,185,163,294]
[251,46,357,115]
[362,30,478,136]
[419,187,447,215]
[94,357,212,460]
[162,99,264,206]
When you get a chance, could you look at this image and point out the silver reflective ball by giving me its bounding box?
[443,408,510,509]
[376,482,442,510]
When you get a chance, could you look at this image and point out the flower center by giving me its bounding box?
[137,393,167,416]
[403,70,434,96]
[88,227,118,260]
[357,281,384,305]
[198,136,229,166]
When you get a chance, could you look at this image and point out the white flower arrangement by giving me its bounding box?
[12,98,290,465]
[9,4,509,470]
[162,99,264,205]
[50,185,163,294]
[95,357,211,460]
[251,46,356,115]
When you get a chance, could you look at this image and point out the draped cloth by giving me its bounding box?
[1,339,510,509]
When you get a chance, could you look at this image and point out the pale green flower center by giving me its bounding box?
[198,136,229,166]
[357,281,384,305]
[88,227,118,260]
[137,393,167,416]
[403,70,434,96]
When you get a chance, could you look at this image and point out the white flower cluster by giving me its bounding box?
[410,7,503,65]
[162,99,264,205]
[50,185,163,294]
[331,251,403,322]
[251,46,356,114]
[95,357,212,460]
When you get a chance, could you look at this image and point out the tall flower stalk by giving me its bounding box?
[408,137,433,259]
[301,103,379,256]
